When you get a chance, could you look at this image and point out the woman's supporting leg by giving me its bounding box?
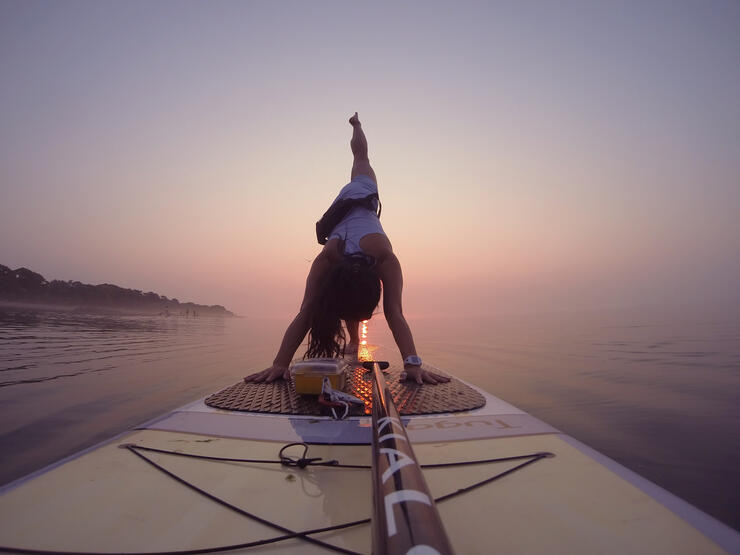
[349,112,378,183]
[344,319,360,354]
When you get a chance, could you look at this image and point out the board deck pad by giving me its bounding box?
[205,364,486,415]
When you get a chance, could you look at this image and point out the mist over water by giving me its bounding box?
[0,305,738,531]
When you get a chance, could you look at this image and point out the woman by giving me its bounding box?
[245,113,449,385]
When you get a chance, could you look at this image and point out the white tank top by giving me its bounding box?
[327,175,385,256]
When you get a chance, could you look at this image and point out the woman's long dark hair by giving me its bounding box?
[305,256,381,359]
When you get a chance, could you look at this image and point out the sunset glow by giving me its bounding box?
[1,2,738,318]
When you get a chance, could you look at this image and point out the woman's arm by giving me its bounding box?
[244,241,339,383]
[377,252,416,358]
[374,247,450,385]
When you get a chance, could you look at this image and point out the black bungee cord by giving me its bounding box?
[0,442,553,555]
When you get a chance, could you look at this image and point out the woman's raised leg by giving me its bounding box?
[349,112,378,183]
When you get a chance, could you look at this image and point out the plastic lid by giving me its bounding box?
[291,358,346,374]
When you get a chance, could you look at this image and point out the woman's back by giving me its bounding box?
[328,174,385,256]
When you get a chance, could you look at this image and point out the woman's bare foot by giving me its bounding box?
[349,112,360,127]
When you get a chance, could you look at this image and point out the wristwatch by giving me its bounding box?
[403,355,422,367]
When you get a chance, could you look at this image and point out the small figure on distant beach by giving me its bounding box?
[245,113,449,385]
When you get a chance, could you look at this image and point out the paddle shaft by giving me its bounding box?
[370,363,455,555]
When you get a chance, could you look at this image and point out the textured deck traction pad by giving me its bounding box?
[205,365,485,416]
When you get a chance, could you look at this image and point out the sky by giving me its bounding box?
[1,0,739,318]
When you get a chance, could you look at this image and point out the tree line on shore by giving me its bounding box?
[0,264,233,316]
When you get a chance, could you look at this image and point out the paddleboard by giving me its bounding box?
[0,344,738,554]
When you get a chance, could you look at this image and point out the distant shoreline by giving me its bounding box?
[0,264,235,317]
[0,300,232,318]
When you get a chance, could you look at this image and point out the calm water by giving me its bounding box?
[1,305,739,530]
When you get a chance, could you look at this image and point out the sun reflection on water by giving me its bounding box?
[356,319,374,414]
[357,319,373,362]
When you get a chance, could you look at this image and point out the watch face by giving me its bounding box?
[405,355,422,366]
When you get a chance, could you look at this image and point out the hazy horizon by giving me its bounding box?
[2,1,739,319]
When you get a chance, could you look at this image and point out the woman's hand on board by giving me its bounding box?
[244,365,290,383]
[400,366,451,385]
